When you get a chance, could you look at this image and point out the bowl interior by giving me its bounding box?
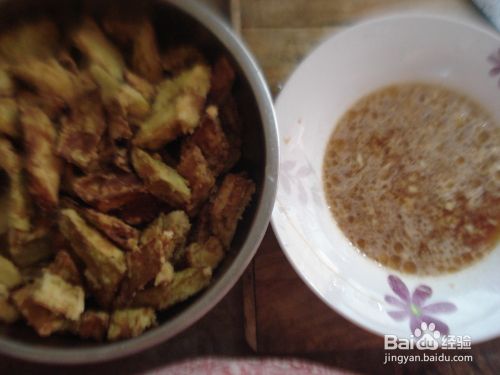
[0,0,271,360]
[273,15,500,342]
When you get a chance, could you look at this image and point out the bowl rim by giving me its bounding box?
[0,0,279,364]
[271,13,500,342]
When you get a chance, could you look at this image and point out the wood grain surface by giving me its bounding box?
[236,0,480,95]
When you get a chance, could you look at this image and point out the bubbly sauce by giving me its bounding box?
[323,83,500,275]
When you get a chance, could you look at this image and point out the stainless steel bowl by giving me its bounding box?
[0,0,278,364]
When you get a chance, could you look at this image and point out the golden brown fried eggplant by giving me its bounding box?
[131,148,191,207]
[177,142,215,215]
[0,98,18,138]
[0,19,59,63]
[57,94,107,171]
[132,267,211,310]
[210,173,255,248]
[72,18,125,80]
[80,207,140,252]
[72,172,146,213]
[59,209,126,308]
[21,106,61,211]
[133,64,211,149]
[107,308,156,341]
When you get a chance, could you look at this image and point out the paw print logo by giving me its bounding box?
[413,322,441,350]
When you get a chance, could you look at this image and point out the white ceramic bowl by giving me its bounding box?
[272,14,500,343]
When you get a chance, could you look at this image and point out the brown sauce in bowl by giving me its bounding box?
[323,83,500,275]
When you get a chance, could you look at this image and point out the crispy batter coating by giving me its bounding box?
[10,58,94,104]
[17,90,65,120]
[132,267,212,310]
[7,178,32,234]
[161,45,205,73]
[31,271,84,321]
[0,138,32,232]
[107,308,156,341]
[209,56,235,104]
[186,236,224,270]
[219,96,243,145]
[134,64,211,149]
[177,142,215,215]
[72,18,125,80]
[57,94,106,170]
[190,106,240,175]
[59,209,126,308]
[0,284,20,323]
[190,203,212,244]
[131,148,191,207]
[129,19,162,83]
[108,113,133,142]
[141,210,191,266]
[124,70,156,101]
[47,250,82,286]
[0,66,14,96]
[0,137,21,176]
[72,172,146,212]
[0,19,59,63]
[0,98,18,138]
[21,107,61,211]
[90,64,150,121]
[80,208,139,252]
[210,174,255,248]
[12,285,67,337]
[154,261,174,286]
[111,194,165,226]
[73,311,109,341]
[104,17,162,83]
[115,239,163,306]
[8,225,54,268]
[0,254,22,289]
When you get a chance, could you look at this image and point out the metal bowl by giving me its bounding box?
[0,0,278,364]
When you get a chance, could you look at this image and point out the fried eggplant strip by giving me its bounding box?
[73,311,109,341]
[107,308,156,341]
[10,58,94,104]
[210,173,255,248]
[59,209,126,308]
[72,172,146,212]
[80,207,139,252]
[103,17,162,83]
[12,285,68,336]
[133,64,211,149]
[21,107,61,210]
[141,210,191,263]
[0,98,18,138]
[31,271,84,321]
[72,18,125,80]
[0,19,59,63]
[0,66,14,96]
[131,148,191,207]
[57,94,106,170]
[189,106,240,175]
[0,138,31,232]
[90,64,150,121]
[177,142,215,215]
[132,267,212,310]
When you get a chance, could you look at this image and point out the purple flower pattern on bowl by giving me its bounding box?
[488,48,500,87]
[281,159,322,207]
[385,275,457,336]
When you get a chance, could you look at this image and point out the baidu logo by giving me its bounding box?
[384,323,471,351]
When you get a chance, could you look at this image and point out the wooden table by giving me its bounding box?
[2,1,500,374]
